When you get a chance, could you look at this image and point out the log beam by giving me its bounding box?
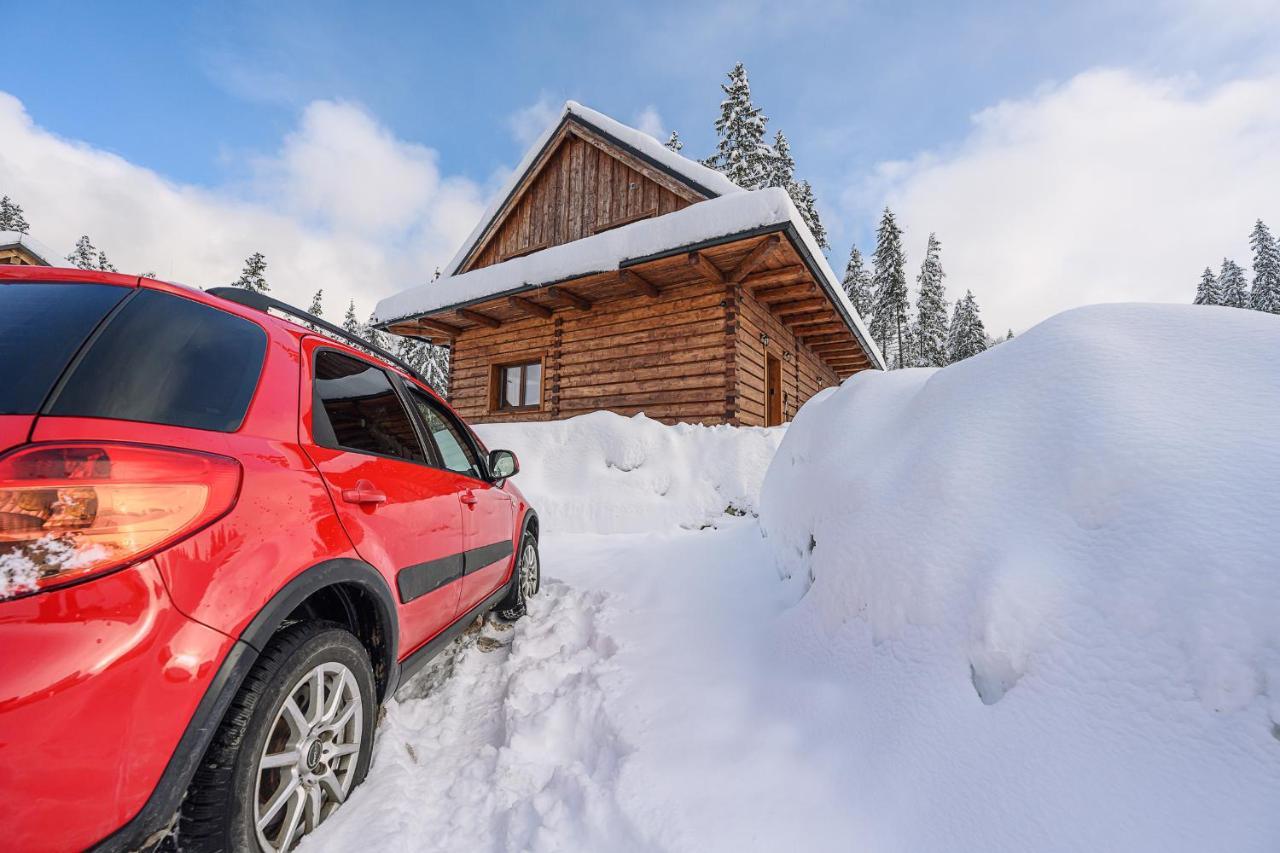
[742,266,809,291]
[456,308,501,329]
[687,251,726,285]
[753,282,817,304]
[621,268,661,297]
[408,317,463,338]
[548,285,592,311]
[727,235,781,283]
[509,295,554,319]
[774,297,831,317]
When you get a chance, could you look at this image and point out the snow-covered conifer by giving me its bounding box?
[947,290,988,363]
[95,250,117,273]
[1218,258,1248,308]
[66,236,99,270]
[342,301,361,336]
[1194,267,1220,305]
[842,243,875,317]
[0,195,29,233]
[912,233,949,367]
[1248,219,1280,313]
[707,62,770,189]
[232,252,269,293]
[871,207,910,369]
[308,289,325,318]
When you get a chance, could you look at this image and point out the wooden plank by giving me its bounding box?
[753,282,818,304]
[727,235,781,283]
[773,297,831,317]
[509,295,554,319]
[408,317,464,337]
[456,308,501,329]
[547,285,592,311]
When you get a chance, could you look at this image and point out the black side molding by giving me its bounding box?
[397,540,514,604]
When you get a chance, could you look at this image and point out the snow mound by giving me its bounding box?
[476,411,783,535]
[760,304,1280,851]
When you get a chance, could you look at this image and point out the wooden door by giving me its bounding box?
[766,353,783,426]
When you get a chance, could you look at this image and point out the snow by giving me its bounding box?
[440,101,742,280]
[0,230,59,265]
[375,187,883,369]
[309,302,1280,852]
[760,303,1280,850]
[474,411,784,534]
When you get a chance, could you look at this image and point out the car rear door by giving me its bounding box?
[301,341,467,654]
[402,386,516,614]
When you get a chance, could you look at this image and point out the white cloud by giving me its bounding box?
[633,106,665,141]
[0,93,484,320]
[853,69,1280,333]
[507,94,561,146]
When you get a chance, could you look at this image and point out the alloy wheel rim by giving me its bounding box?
[520,541,539,600]
[253,661,363,851]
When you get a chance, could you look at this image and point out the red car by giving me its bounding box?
[0,267,541,852]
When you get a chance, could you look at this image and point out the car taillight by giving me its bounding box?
[0,443,241,599]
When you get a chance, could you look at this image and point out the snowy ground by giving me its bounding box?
[308,304,1280,852]
[309,522,874,852]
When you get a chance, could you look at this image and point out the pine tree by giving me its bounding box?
[390,334,451,396]
[1194,267,1220,305]
[764,130,795,189]
[232,252,269,293]
[947,290,988,363]
[308,290,325,318]
[95,250,117,273]
[665,131,683,153]
[706,62,770,189]
[870,207,910,369]
[841,244,875,317]
[1218,258,1248,308]
[342,301,361,336]
[912,233,949,367]
[1248,219,1280,313]
[787,178,828,250]
[66,235,100,270]
[0,195,29,233]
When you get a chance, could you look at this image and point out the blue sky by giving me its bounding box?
[2,1,1278,331]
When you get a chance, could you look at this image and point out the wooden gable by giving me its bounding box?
[460,121,711,273]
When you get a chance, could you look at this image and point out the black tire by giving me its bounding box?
[495,531,539,621]
[177,621,377,852]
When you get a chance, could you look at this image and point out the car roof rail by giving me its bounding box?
[207,287,432,385]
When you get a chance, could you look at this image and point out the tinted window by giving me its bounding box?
[313,351,425,463]
[49,289,266,431]
[0,283,129,414]
[408,389,481,479]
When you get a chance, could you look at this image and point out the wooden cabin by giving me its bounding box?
[376,102,883,427]
[0,232,55,266]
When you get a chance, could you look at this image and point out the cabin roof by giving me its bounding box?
[441,101,743,278]
[376,187,885,370]
[0,231,59,265]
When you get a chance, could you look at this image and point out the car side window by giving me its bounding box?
[312,350,426,464]
[407,389,482,480]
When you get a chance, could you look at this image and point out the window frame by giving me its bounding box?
[489,355,545,414]
[309,346,431,467]
[400,381,490,483]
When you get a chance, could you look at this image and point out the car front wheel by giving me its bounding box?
[496,533,539,621]
[179,622,376,852]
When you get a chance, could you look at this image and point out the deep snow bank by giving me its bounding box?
[760,304,1280,851]
[476,411,783,534]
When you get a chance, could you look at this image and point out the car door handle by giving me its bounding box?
[460,490,478,507]
[342,480,387,505]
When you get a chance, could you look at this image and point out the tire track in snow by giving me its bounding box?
[307,580,656,853]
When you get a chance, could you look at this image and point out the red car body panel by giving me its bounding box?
[0,558,236,853]
[0,267,536,851]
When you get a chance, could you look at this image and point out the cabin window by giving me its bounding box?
[492,359,543,412]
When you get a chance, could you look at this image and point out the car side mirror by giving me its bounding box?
[488,449,519,480]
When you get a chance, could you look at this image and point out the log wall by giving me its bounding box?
[447,278,732,425]
[733,285,840,427]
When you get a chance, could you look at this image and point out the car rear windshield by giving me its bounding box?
[48,288,268,432]
[0,283,130,415]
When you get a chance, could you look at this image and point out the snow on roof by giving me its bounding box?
[0,231,59,265]
[377,187,885,370]
[440,100,743,278]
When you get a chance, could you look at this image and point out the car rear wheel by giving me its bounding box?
[496,533,539,621]
[178,622,376,852]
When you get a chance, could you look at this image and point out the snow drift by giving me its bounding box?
[760,303,1280,851]
[476,411,783,535]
